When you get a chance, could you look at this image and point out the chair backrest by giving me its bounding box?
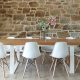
[51,42,68,58]
[14,45,24,52]
[0,42,6,58]
[22,42,41,59]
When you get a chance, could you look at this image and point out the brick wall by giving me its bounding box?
[0,0,80,38]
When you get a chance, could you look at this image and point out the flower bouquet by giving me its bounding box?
[37,19,48,39]
[48,16,56,27]
[37,20,48,32]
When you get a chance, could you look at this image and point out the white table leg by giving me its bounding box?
[69,45,75,74]
[10,45,19,74]
[10,45,15,74]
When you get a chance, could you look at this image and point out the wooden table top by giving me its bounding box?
[0,38,80,45]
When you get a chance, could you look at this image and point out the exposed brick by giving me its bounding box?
[0,2,3,4]
[5,14,12,17]
[54,24,62,29]
[0,33,7,36]
[60,17,70,24]
[27,31,40,36]
[63,24,80,30]
[23,8,30,13]
[57,31,70,38]
[17,11,22,14]
[26,12,35,17]
[3,0,11,1]
[0,17,7,21]
[25,26,35,31]
[19,2,28,7]
[8,32,17,36]
[71,4,79,8]
[0,5,2,8]
[5,2,18,8]
[29,2,38,7]
[31,8,36,10]
[3,5,11,8]
[13,25,23,32]
[18,8,22,10]
[45,12,49,16]
[35,11,45,17]
[13,15,25,20]
[15,32,26,38]
[7,9,14,14]
[0,9,6,14]
[74,0,80,3]
[50,9,60,16]
[71,25,80,30]
[71,15,80,21]
[63,25,71,30]
[27,17,31,21]
[0,23,3,27]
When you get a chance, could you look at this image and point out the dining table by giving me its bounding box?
[0,38,79,75]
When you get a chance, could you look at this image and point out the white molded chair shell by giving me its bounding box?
[51,42,68,58]
[0,42,6,58]
[22,42,41,59]
[50,42,69,77]
[14,45,24,53]
[5,45,11,52]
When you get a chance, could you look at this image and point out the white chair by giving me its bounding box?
[6,36,24,62]
[22,42,41,78]
[41,45,54,64]
[50,42,69,77]
[0,42,8,79]
[14,45,24,62]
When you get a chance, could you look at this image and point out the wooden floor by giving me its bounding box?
[0,55,80,80]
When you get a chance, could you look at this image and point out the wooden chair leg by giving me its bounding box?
[3,58,9,69]
[75,58,80,72]
[52,59,57,77]
[50,58,54,71]
[63,60,69,77]
[1,59,6,80]
[23,59,28,78]
[35,60,40,78]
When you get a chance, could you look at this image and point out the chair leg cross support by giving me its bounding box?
[75,58,80,72]
[0,58,9,80]
[23,59,40,78]
[50,58,69,78]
